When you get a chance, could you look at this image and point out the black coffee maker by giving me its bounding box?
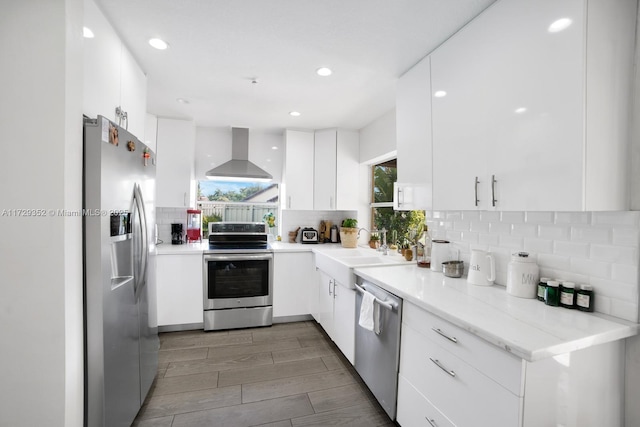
[171,223,184,245]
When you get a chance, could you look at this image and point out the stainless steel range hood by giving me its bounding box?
[205,127,273,181]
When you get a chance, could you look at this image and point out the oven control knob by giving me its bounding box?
[237,300,241,304]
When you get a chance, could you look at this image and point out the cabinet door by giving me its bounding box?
[120,47,147,139]
[316,269,335,338]
[156,118,196,207]
[313,130,337,210]
[332,280,355,364]
[273,252,314,318]
[156,254,203,326]
[396,55,433,186]
[283,130,314,210]
[83,0,122,123]
[335,130,359,210]
[432,0,585,211]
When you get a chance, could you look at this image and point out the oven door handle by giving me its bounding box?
[204,253,273,262]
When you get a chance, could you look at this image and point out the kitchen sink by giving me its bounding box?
[313,247,409,288]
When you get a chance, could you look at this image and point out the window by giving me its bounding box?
[197,180,278,236]
[370,159,424,247]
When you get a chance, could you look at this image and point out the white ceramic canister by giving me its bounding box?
[430,240,451,272]
[506,252,540,298]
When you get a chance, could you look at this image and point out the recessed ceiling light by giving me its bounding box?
[176,98,189,104]
[83,27,94,38]
[289,111,301,117]
[271,146,279,150]
[434,91,447,98]
[548,18,572,33]
[316,67,332,77]
[515,107,527,114]
[149,38,169,50]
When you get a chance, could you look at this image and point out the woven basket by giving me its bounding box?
[339,227,358,248]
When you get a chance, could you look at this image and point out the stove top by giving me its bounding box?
[207,222,270,252]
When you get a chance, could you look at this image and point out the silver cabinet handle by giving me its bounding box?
[491,174,497,207]
[425,417,438,427]
[431,327,458,343]
[474,176,479,207]
[328,279,333,296]
[397,187,403,207]
[430,358,456,377]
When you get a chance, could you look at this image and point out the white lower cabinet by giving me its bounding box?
[397,302,625,427]
[316,269,356,364]
[273,252,314,318]
[156,253,203,327]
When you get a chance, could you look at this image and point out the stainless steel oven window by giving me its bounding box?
[203,253,273,310]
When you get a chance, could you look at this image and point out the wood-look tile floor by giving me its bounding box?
[133,321,396,427]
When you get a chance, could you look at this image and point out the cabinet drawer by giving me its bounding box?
[397,375,454,427]
[403,302,523,395]
[400,323,522,427]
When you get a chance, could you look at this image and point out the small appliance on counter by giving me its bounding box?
[171,223,184,245]
[506,252,540,298]
[186,209,202,243]
[330,224,340,243]
[301,227,319,244]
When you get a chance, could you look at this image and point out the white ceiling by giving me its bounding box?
[94,0,496,132]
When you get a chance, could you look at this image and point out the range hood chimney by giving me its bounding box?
[205,127,273,182]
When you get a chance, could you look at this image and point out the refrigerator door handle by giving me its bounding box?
[132,184,149,299]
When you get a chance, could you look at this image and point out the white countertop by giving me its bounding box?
[354,264,639,362]
[156,242,208,255]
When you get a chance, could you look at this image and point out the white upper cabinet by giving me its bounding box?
[284,129,359,211]
[314,129,360,211]
[283,130,315,210]
[396,56,433,187]
[156,118,196,208]
[83,0,147,139]
[430,0,635,211]
[314,129,337,210]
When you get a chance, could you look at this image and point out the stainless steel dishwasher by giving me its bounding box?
[354,279,403,420]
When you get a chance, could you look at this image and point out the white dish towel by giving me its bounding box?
[359,290,381,334]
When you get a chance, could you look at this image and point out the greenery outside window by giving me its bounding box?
[370,159,424,246]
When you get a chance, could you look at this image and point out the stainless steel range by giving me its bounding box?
[203,222,273,331]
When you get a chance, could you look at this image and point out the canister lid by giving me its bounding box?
[511,252,536,262]
[561,281,575,289]
[547,281,560,288]
[540,277,551,283]
[579,284,593,291]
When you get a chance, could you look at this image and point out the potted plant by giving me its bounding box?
[400,238,413,261]
[340,218,358,248]
[369,233,380,249]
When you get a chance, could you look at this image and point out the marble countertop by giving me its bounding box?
[156,240,322,255]
[354,264,639,362]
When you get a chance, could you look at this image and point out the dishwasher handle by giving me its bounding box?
[354,283,398,311]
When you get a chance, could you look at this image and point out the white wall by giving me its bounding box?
[194,126,283,182]
[0,1,84,426]
[358,109,397,163]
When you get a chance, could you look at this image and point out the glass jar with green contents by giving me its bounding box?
[545,281,560,306]
[576,284,594,312]
[560,281,576,309]
[537,277,550,302]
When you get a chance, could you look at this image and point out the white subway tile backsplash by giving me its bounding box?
[512,224,538,238]
[461,211,481,221]
[553,241,590,258]
[570,226,611,244]
[610,299,638,323]
[524,238,554,255]
[501,212,525,223]
[538,224,570,240]
[537,253,571,271]
[612,227,640,248]
[591,211,640,226]
[479,233,500,247]
[480,211,501,222]
[446,211,463,220]
[525,211,554,223]
[570,258,611,280]
[555,211,590,225]
[445,230,463,242]
[590,278,638,302]
[594,295,612,316]
[453,221,471,231]
[498,235,524,249]
[470,221,490,233]
[612,264,639,284]
[590,244,638,265]
[489,222,512,234]
[461,231,479,244]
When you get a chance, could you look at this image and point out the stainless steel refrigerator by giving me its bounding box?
[83,116,159,427]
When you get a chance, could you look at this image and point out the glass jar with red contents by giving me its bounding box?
[186,209,202,243]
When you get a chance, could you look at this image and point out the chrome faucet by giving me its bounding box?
[379,228,388,255]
